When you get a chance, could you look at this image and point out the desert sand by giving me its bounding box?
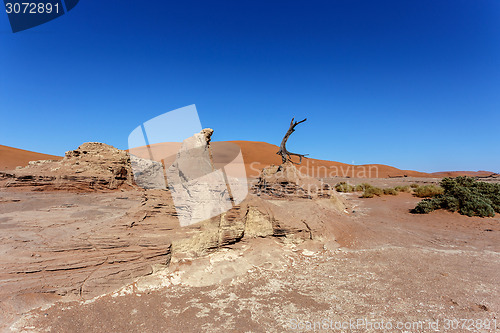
[0,138,498,332]
[0,145,62,171]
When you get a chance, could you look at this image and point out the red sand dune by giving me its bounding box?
[129,140,493,178]
[1,142,493,178]
[230,141,430,178]
[228,141,494,178]
[0,145,62,170]
[430,170,495,178]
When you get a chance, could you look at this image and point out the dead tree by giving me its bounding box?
[276,117,307,164]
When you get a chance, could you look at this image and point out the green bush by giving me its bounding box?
[395,185,411,193]
[410,184,420,189]
[411,176,500,217]
[411,198,442,214]
[383,188,398,195]
[413,184,444,198]
[335,182,355,193]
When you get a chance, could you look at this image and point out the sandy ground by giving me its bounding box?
[8,192,500,333]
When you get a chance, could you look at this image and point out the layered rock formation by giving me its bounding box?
[0,142,135,191]
[129,155,165,189]
[0,131,348,329]
[0,191,170,301]
[252,162,336,199]
[0,187,344,304]
[165,128,248,227]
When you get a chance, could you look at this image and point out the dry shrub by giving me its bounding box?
[335,182,355,193]
[361,185,384,198]
[413,185,444,198]
[383,188,398,195]
[395,185,411,193]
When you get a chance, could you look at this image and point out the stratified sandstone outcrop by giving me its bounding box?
[0,191,170,302]
[0,186,344,306]
[0,142,136,191]
[252,161,336,199]
[0,132,349,329]
[249,162,348,237]
[129,155,165,189]
[165,128,248,227]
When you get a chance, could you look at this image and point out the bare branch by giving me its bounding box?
[276,118,308,164]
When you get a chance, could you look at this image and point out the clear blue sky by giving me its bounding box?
[1,0,499,173]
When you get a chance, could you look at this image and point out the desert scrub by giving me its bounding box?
[411,176,500,217]
[383,188,398,195]
[361,185,384,198]
[355,183,372,192]
[335,182,355,193]
[395,185,411,193]
[413,184,444,198]
[410,184,420,189]
[359,184,402,198]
